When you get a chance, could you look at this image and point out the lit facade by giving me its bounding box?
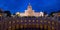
[16,3,44,17]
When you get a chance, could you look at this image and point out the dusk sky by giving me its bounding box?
[0,0,60,14]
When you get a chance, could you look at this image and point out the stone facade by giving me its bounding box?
[16,3,44,17]
[0,17,60,30]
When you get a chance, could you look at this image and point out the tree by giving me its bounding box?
[44,12,47,15]
[49,12,57,17]
[4,11,11,17]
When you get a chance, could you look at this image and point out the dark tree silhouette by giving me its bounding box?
[4,11,11,17]
[13,13,15,15]
[49,12,57,17]
[44,12,47,15]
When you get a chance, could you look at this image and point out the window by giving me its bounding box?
[58,17,60,21]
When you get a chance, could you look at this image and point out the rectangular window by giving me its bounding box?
[58,17,60,21]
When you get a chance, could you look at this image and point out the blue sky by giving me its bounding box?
[0,0,60,14]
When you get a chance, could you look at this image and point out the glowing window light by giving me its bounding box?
[9,21,11,24]
[9,26,11,28]
[52,26,55,30]
[20,20,23,22]
[0,14,2,16]
[36,20,38,22]
[28,20,31,22]
[20,25,23,28]
[24,20,27,22]
[32,20,35,22]
[40,24,43,29]
[13,21,15,23]
[44,20,47,22]
[40,20,43,23]
[52,21,54,25]
[48,21,50,24]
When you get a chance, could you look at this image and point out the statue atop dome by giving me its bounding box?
[25,3,35,16]
[27,3,32,10]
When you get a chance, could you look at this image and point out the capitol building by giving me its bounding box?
[16,3,44,17]
[0,3,60,30]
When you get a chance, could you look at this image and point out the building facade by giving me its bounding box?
[16,3,44,17]
[0,16,60,30]
[0,3,60,30]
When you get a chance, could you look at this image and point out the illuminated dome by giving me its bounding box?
[40,12,44,17]
[16,12,20,16]
[16,12,20,15]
